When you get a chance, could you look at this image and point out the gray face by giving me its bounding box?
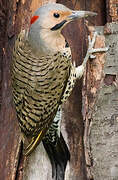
[29,3,71,32]
[28,3,71,54]
[28,3,97,54]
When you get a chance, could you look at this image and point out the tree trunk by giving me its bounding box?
[0,0,118,180]
[88,24,118,180]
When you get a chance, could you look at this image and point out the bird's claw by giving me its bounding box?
[90,54,96,59]
[88,31,97,49]
[73,61,76,67]
[75,31,108,79]
[88,32,109,59]
[82,32,108,66]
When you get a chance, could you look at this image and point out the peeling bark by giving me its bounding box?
[0,1,32,180]
[0,0,118,180]
[106,0,118,22]
[83,23,118,180]
[90,24,118,179]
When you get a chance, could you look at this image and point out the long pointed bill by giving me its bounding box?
[68,11,97,21]
[51,10,97,31]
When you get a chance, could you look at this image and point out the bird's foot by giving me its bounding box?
[88,32,109,60]
[75,32,108,79]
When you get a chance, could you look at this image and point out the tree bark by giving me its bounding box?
[0,0,118,180]
[87,24,118,180]
[83,1,118,179]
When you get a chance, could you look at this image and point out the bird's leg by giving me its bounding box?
[53,106,62,137]
[45,106,62,140]
[75,32,108,79]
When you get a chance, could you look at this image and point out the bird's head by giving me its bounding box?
[28,3,97,55]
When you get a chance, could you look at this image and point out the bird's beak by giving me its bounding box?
[67,10,97,21]
[50,10,97,31]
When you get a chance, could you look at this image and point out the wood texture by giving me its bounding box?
[0,0,118,180]
[106,0,118,22]
[82,27,108,179]
[0,1,32,180]
[85,0,106,26]
[89,25,118,180]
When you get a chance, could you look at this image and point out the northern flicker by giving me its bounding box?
[11,2,108,180]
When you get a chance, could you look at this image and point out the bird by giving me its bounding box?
[11,2,106,180]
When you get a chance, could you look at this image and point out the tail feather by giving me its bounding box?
[42,132,70,180]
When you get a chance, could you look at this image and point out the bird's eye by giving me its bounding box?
[53,13,60,18]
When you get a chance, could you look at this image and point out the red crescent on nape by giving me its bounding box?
[30,16,39,25]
